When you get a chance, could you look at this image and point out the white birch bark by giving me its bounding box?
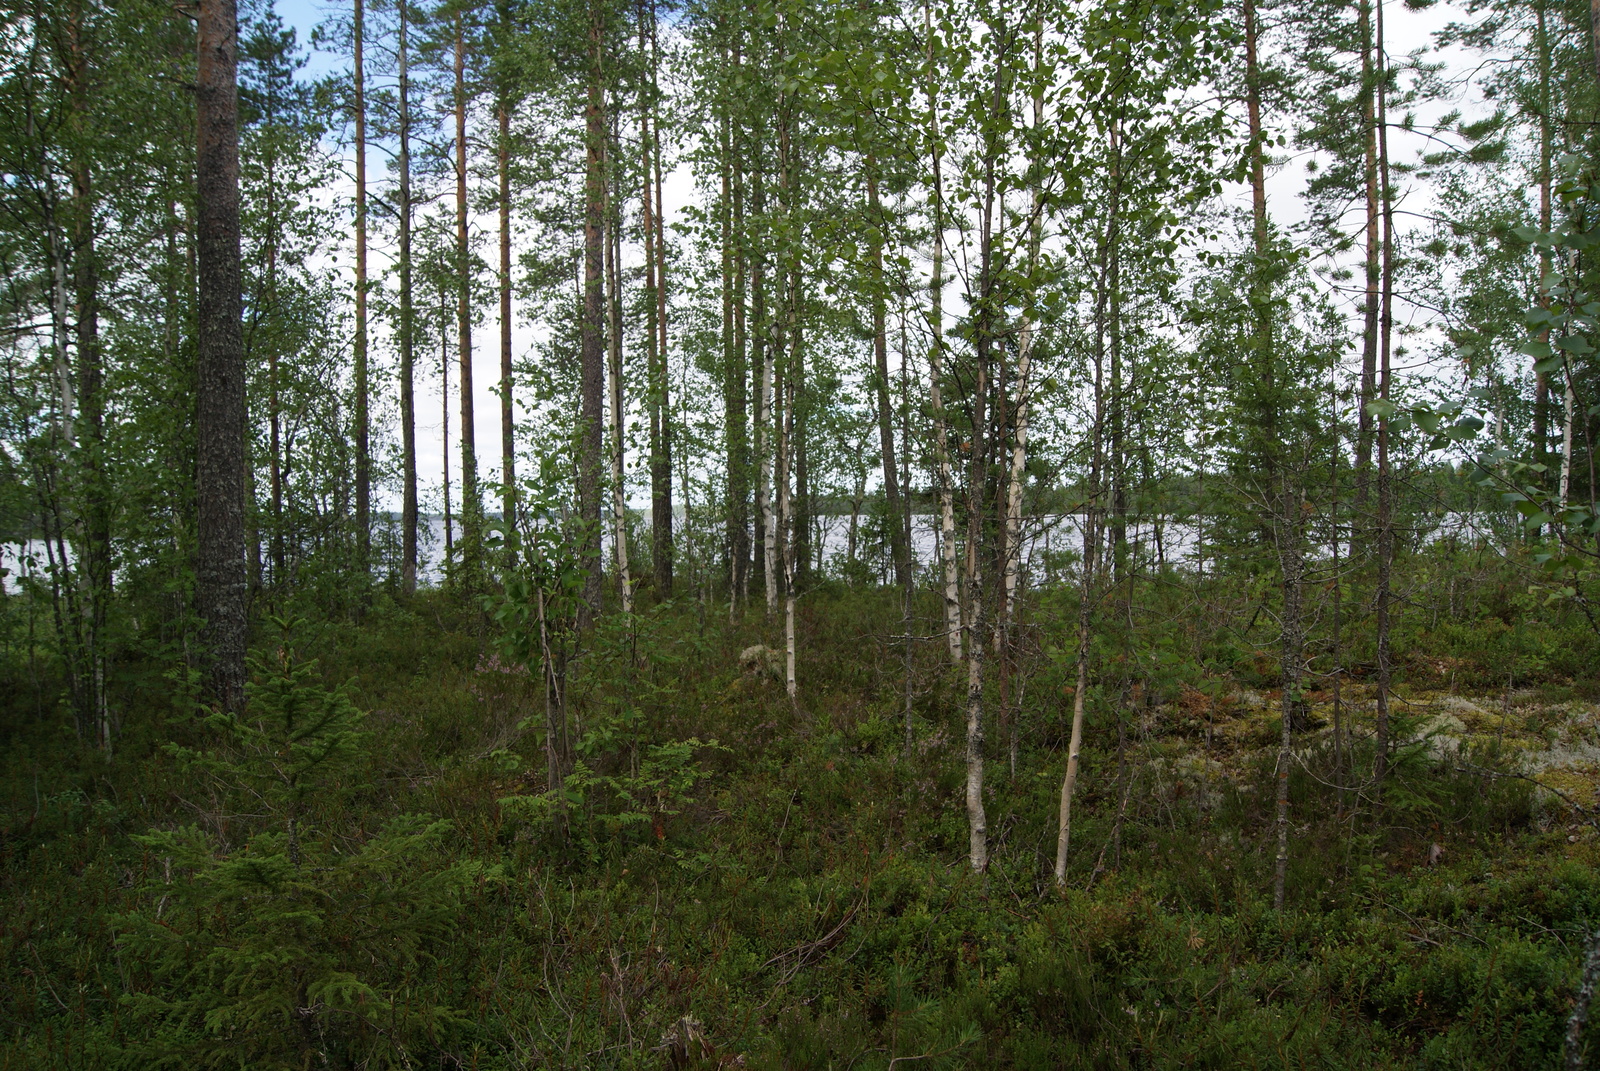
[964,541,988,871]
[781,376,797,700]
[1054,490,1099,884]
[925,0,961,661]
[1561,364,1575,507]
[759,332,776,615]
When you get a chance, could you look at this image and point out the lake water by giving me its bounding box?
[1,510,1508,595]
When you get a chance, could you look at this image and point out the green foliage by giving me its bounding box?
[112,623,487,1069]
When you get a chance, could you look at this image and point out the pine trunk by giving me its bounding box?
[579,0,607,624]
[455,18,477,579]
[398,2,418,593]
[354,0,371,577]
[499,102,515,530]
[196,0,248,709]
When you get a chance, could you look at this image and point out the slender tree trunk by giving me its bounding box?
[867,161,907,587]
[72,148,110,748]
[1000,19,1045,779]
[579,0,607,624]
[1330,372,1347,815]
[781,354,797,701]
[965,55,1006,875]
[1534,0,1552,479]
[1356,0,1378,518]
[442,289,454,573]
[196,0,247,709]
[1373,0,1395,791]
[399,1,418,593]
[606,141,631,613]
[722,74,748,613]
[926,0,961,661]
[354,0,371,580]
[1055,162,1113,887]
[499,102,515,531]
[1562,368,1576,506]
[900,306,917,752]
[751,155,770,603]
[759,224,777,615]
[455,16,478,580]
[649,0,673,595]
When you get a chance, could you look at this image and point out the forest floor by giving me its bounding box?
[3,588,1599,1068]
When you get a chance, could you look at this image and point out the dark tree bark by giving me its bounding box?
[578,0,606,623]
[73,155,111,748]
[647,0,673,596]
[1373,0,1395,792]
[455,15,478,579]
[398,0,418,593]
[867,161,906,588]
[196,0,248,710]
[1356,0,1377,517]
[354,0,371,580]
[499,101,515,530]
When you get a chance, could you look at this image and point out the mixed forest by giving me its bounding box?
[5,0,1600,1063]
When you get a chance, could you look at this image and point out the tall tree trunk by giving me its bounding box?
[606,138,632,613]
[399,0,418,593]
[499,101,515,531]
[1001,16,1046,777]
[781,337,797,701]
[722,62,749,612]
[648,0,673,596]
[926,0,961,661]
[758,200,777,614]
[354,0,371,579]
[456,16,478,580]
[965,53,1006,875]
[196,0,247,709]
[1372,0,1395,792]
[1239,0,1301,911]
[1355,0,1379,519]
[579,0,607,624]
[1055,135,1115,887]
[1534,0,1552,478]
[867,160,907,587]
[442,287,454,573]
[73,149,110,748]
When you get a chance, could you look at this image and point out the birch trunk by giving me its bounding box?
[760,289,777,616]
[964,55,1007,875]
[1002,22,1045,669]
[925,0,961,661]
[1055,123,1118,886]
[1561,369,1576,507]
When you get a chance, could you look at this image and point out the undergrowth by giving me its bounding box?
[1,581,1597,1068]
